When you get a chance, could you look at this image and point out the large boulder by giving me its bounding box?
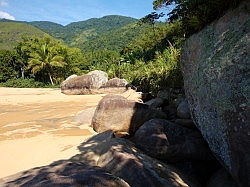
[0,161,130,187]
[98,77,129,94]
[98,137,200,187]
[86,70,109,88]
[71,131,200,187]
[101,77,128,88]
[91,94,167,136]
[61,70,108,95]
[180,1,250,186]
[134,118,214,162]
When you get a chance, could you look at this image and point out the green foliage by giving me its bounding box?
[0,50,21,82]
[10,35,87,85]
[28,15,138,50]
[121,21,184,62]
[128,44,183,94]
[28,37,66,85]
[78,23,149,52]
[138,12,165,26]
[0,16,139,52]
[0,78,54,88]
[0,15,185,92]
[153,0,243,36]
[0,22,47,50]
[29,21,65,39]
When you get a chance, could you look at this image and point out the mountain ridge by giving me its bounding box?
[0,15,146,51]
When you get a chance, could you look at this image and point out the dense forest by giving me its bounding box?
[0,0,243,93]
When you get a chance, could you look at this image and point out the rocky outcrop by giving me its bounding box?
[72,131,200,187]
[97,137,199,187]
[91,94,167,136]
[61,70,108,95]
[0,161,130,187]
[101,77,128,88]
[134,118,214,162]
[61,71,133,95]
[97,77,129,94]
[180,1,250,186]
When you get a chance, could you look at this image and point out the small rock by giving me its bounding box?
[145,97,164,108]
[175,119,196,128]
[177,100,191,119]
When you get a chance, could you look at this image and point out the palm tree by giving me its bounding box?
[28,42,65,85]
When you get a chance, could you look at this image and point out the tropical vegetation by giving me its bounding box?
[0,0,242,93]
[153,0,243,36]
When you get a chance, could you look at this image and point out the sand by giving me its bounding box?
[0,87,105,178]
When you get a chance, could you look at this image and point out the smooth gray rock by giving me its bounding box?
[91,94,167,136]
[61,70,108,95]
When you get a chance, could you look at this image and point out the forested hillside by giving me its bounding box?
[0,21,47,50]
[29,15,139,49]
[78,22,151,52]
[0,15,144,52]
[29,21,65,39]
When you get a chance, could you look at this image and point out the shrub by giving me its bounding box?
[0,78,59,88]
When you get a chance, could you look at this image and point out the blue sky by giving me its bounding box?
[0,0,166,25]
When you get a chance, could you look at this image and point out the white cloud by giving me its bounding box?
[0,0,8,7]
[0,11,15,20]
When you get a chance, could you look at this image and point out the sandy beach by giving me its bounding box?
[0,87,105,178]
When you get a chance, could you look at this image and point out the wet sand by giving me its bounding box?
[0,87,105,178]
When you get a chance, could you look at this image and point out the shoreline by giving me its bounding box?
[0,87,103,178]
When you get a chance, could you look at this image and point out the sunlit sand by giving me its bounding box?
[0,87,105,178]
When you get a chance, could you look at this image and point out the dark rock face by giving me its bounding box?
[177,100,191,119]
[174,119,196,128]
[206,168,240,187]
[180,1,250,186]
[145,97,165,108]
[134,119,214,162]
[97,137,200,187]
[1,161,130,187]
[91,95,167,136]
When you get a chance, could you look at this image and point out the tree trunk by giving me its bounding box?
[21,66,25,79]
[48,72,54,85]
